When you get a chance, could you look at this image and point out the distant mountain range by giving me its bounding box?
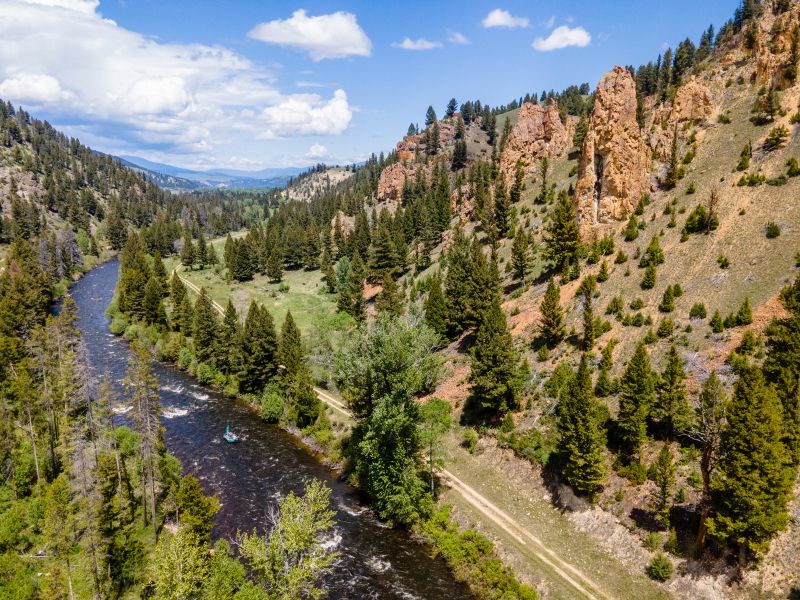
[117,155,305,191]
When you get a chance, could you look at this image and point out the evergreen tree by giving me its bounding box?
[423,274,448,341]
[555,355,608,501]
[180,234,195,270]
[655,345,692,437]
[510,227,533,283]
[652,443,676,525]
[143,276,167,327]
[217,300,242,377]
[239,301,279,395]
[152,252,167,292]
[493,178,511,238]
[345,252,366,323]
[582,286,596,351]
[539,279,565,345]
[278,310,319,427]
[196,231,208,269]
[266,243,283,283]
[543,190,580,273]
[375,271,404,317]
[659,285,675,313]
[174,293,194,335]
[641,264,657,290]
[708,366,794,564]
[467,299,528,419]
[192,289,218,363]
[618,342,655,459]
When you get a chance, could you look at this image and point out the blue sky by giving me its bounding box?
[0,0,736,171]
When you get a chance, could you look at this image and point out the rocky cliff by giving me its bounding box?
[499,99,571,185]
[573,66,651,239]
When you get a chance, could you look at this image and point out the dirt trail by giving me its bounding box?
[174,267,610,600]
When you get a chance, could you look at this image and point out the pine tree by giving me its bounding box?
[763,275,800,465]
[539,279,565,346]
[655,345,692,437]
[174,293,194,335]
[641,264,657,290]
[653,443,676,525]
[346,252,366,323]
[659,285,675,313]
[266,244,283,283]
[375,271,403,317]
[710,309,724,333]
[494,178,511,238]
[556,355,608,501]
[543,190,580,273]
[423,274,448,340]
[597,260,609,282]
[618,342,655,459]
[510,227,533,283]
[142,277,167,327]
[582,287,596,351]
[196,232,208,269]
[278,310,303,381]
[192,288,218,363]
[321,247,336,294]
[467,299,528,418]
[217,300,242,376]
[708,366,794,564]
[152,252,167,292]
[180,234,195,270]
[278,311,319,426]
[239,301,278,395]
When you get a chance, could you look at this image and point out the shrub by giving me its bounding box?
[645,532,661,551]
[710,310,724,333]
[630,298,645,310]
[462,428,479,454]
[641,264,657,290]
[685,181,696,194]
[735,142,751,171]
[624,215,640,241]
[260,384,285,422]
[621,461,647,485]
[178,346,193,370]
[717,255,730,269]
[766,221,781,238]
[606,295,624,316]
[689,303,707,319]
[615,250,629,264]
[787,158,800,177]
[682,204,718,235]
[656,317,675,338]
[717,112,732,124]
[648,553,673,581]
[763,125,789,151]
[664,529,681,556]
[737,172,766,187]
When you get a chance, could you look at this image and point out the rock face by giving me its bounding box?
[499,100,570,185]
[573,67,650,239]
[671,77,713,123]
[377,162,415,202]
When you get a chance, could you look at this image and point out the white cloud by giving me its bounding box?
[0,73,72,103]
[532,25,591,51]
[0,0,354,155]
[248,9,371,61]
[305,143,328,159]
[482,9,529,29]
[392,37,442,51]
[447,31,470,45]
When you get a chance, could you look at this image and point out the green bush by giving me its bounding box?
[462,428,479,454]
[196,362,226,387]
[178,346,193,370]
[664,529,681,556]
[260,384,285,423]
[620,461,647,485]
[644,532,661,551]
[647,553,673,581]
[689,303,707,319]
[419,507,539,600]
[766,221,781,239]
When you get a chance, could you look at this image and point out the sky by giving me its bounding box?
[0,0,737,172]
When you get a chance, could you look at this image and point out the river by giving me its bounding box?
[69,258,469,599]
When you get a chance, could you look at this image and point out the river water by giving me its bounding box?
[70,258,469,599]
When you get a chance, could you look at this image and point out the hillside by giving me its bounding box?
[147,1,800,597]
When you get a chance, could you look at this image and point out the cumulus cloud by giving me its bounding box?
[482,9,529,29]
[532,25,591,51]
[0,0,353,155]
[392,37,442,51]
[305,143,328,159]
[248,9,371,61]
[447,31,470,45]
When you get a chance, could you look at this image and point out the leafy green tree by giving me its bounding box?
[192,288,218,364]
[468,299,528,419]
[555,355,608,501]
[708,366,794,565]
[655,345,692,437]
[539,279,564,345]
[151,530,208,600]
[43,475,77,597]
[419,398,452,496]
[238,479,338,599]
[618,342,655,459]
[336,313,442,525]
[240,301,278,395]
